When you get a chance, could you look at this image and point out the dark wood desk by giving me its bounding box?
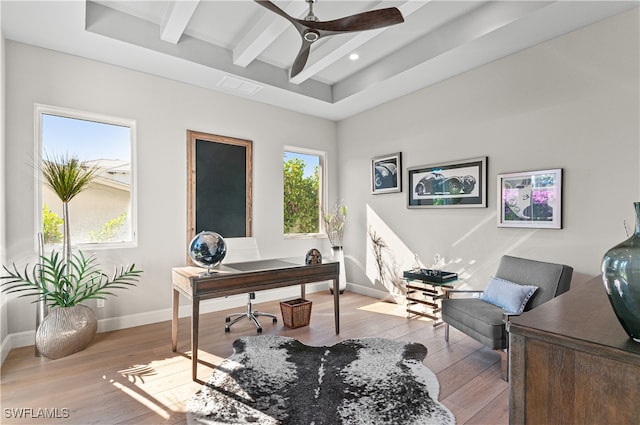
[171,258,340,381]
[508,276,640,424]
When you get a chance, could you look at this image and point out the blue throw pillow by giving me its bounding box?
[479,277,538,314]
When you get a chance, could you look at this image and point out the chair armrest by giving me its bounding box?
[443,289,483,299]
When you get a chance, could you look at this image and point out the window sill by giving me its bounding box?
[43,241,138,253]
[284,233,327,240]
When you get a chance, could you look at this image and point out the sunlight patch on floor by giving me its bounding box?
[357,301,432,322]
[100,353,226,421]
[107,379,171,420]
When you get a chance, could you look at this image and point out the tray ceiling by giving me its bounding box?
[2,1,637,120]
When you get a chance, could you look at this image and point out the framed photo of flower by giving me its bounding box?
[371,152,402,194]
[497,168,563,229]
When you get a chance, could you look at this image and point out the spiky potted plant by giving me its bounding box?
[0,153,142,359]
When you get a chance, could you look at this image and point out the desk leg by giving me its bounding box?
[172,288,179,352]
[333,277,340,334]
[301,284,306,300]
[191,297,200,381]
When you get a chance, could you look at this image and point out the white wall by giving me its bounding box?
[0,1,8,359]
[3,41,337,336]
[337,9,640,292]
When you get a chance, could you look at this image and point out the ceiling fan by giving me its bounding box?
[254,0,405,78]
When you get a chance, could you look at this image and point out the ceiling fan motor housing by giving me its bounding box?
[304,29,320,42]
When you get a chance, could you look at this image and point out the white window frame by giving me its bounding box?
[283,146,327,239]
[34,104,138,250]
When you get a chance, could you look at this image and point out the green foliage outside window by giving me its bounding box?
[284,157,319,234]
[89,212,128,242]
[43,203,64,244]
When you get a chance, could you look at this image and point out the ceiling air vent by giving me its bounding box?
[217,76,263,96]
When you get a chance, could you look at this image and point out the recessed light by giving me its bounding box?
[349,53,359,61]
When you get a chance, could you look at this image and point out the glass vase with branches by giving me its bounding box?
[323,200,347,249]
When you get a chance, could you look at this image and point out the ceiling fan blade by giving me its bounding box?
[254,0,297,24]
[254,2,405,79]
[291,40,312,78]
[303,8,404,33]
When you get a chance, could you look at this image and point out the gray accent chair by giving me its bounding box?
[441,255,573,380]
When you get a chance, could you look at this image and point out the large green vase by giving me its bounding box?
[602,202,640,342]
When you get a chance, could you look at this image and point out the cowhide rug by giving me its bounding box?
[186,335,455,425]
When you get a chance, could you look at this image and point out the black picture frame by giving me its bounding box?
[497,168,563,229]
[407,157,487,208]
[371,152,402,194]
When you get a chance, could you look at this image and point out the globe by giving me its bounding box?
[189,231,227,273]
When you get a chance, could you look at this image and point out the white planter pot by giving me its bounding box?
[329,246,347,294]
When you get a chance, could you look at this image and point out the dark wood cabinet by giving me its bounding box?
[508,276,640,424]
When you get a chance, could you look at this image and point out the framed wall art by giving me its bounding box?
[371,152,402,194]
[407,157,487,208]
[497,168,562,229]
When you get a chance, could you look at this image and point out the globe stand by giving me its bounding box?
[198,267,220,277]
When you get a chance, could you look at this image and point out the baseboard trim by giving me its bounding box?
[346,282,398,302]
[1,282,329,364]
[1,333,14,364]
[1,329,34,365]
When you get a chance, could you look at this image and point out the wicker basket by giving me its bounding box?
[280,298,312,328]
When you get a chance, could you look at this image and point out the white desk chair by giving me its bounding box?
[222,237,277,333]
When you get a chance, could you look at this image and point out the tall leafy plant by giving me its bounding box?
[1,251,141,307]
[1,153,142,306]
[41,153,100,265]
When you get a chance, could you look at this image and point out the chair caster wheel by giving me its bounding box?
[257,328,262,334]
[224,327,230,333]
[272,318,277,324]
[225,317,230,323]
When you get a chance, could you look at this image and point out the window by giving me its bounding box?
[36,104,137,248]
[283,147,325,237]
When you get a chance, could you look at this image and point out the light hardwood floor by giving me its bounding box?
[1,291,508,424]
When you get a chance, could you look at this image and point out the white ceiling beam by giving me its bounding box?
[289,0,432,85]
[233,1,309,68]
[160,0,200,44]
